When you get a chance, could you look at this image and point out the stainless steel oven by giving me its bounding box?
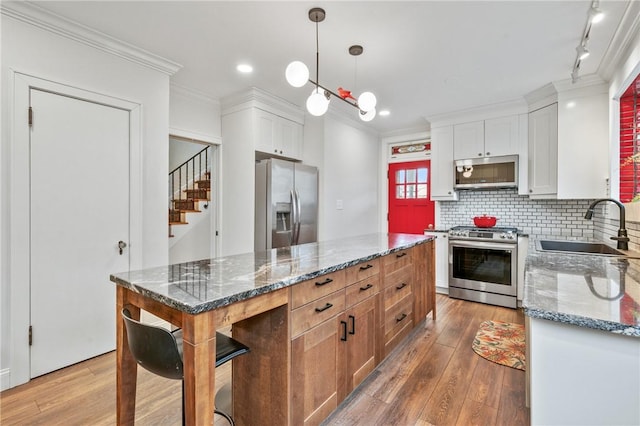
[448,226,518,309]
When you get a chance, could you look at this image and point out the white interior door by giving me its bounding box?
[30,89,130,377]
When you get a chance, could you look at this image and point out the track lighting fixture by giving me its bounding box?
[577,44,590,61]
[571,0,604,83]
[285,7,378,122]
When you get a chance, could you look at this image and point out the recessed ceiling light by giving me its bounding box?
[379,110,390,117]
[237,64,253,73]
[566,101,576,108]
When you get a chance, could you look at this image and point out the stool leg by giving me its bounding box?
[214,409,234,426]
[181,380,185,426]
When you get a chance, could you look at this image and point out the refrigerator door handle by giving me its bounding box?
[290,189,298,245]
[294,189,302,245]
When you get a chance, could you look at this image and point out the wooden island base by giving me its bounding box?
[115,236,435,425]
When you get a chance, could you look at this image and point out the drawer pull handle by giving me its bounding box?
[396,252,407,258]
[396,283,407,290]
[349,315,355,335]
[360,283,373,291]
[396,313,408,323]
[315,303,333,313]
[315,278,333,286]
[340,320,348,341]
[359,264,373,271]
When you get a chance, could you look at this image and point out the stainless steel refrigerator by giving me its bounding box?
[255,159,319,251]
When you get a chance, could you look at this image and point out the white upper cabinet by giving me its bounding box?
[255,109,303,160]
[222,88,305,162]
[453,115,521,160]
[484,115,521,157]
[528,103,558,197]
[525,80,609,199]
[453,121,484,159]
[430,125,458,201]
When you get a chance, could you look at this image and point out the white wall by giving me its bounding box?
[169,209,213,263]
[1,11,171,389]
[170,84,221,142]
[321,114,380,241]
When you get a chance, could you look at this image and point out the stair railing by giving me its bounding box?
[168,145,211,230]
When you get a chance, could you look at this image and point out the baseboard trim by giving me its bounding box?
[436,286,449,295]
[1,368,11,391]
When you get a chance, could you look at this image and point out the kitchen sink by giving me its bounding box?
[536,240,625,256]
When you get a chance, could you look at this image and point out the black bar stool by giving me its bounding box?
[121,307,250,425]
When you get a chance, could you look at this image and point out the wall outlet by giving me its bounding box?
[336,199,344,210]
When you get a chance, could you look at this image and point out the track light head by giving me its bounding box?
[577,45,590,61]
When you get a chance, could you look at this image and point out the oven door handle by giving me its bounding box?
[448,240,517,251]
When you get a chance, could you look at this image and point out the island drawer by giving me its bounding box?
[383,263,412,289]
[291,289,346,338]
[345,258,380,283]
[383,293,413,352]
[382,249,413,275]
[291,270,346,309]
[346,274,380,307]
[383,278,412,309]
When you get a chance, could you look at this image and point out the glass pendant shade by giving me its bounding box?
[286,61,310,87]
[358,91,377,112]
[359,108,376,122]
[307,88,329,116]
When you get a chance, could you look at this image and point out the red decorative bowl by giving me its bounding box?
[473,215,498,228]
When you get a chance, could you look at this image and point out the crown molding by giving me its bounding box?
[170,83,220,106]
[1,2,182,76]
[221,87,305,123]
[598,0,640,82]
[426,98,527,127]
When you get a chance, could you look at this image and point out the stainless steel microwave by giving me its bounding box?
[453,155,518,190]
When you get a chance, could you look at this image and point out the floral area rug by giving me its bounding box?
[472,320,526,371]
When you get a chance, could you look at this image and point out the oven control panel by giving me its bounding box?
[449,228,517,242]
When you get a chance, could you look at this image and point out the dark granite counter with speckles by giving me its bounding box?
[110,233,433,315]
[523,245,640,337]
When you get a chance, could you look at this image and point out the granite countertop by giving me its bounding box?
[523,245,640,337]
[110,233,433,315]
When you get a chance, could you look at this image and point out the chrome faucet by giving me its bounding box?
[584,198,630,250]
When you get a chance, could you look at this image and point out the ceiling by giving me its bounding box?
[27,1,632,135]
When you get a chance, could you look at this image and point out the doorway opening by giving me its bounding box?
[169,136,218,264]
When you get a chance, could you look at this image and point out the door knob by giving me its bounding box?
[118,240,127,255]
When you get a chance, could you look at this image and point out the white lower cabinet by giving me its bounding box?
[425,231,448,293]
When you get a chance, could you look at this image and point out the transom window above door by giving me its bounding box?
[395,167,428,199]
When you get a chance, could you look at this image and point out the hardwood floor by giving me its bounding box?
[1,295,529,425]
[323,295,529,426]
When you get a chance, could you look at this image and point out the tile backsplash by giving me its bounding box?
[438,189,619,243]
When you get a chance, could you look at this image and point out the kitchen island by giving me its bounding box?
[523,248,640,426]
[110,233,435,425]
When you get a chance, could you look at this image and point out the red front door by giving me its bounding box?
[388,160,435,234]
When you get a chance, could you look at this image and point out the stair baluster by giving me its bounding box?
[168,146,212,237]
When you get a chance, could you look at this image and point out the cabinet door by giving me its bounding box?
[484,115,520,157]
[528,104,558,197]
[430,125,458,200]
[453,120,484,159]
[255,109,276,154]
[291,316,344,426]
[343,296,377,397]
[277,117,302,160]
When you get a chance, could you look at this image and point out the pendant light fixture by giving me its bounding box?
[285,7,377,121]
